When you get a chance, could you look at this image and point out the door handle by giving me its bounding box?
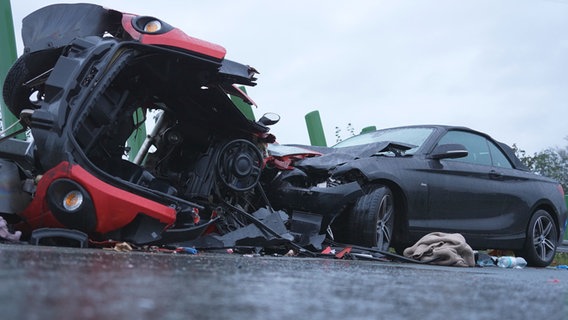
[489,170,504,180]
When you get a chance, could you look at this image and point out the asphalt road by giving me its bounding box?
[0,243,567,320]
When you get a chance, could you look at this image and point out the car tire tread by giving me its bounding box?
[520,209,558,267]
[346,186,394,250]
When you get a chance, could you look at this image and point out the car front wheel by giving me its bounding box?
[520,209,558,267]
[2,51,60,117]
[346,186,395,251]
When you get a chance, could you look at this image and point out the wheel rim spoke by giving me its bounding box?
[376,195,394,249]
[541,220,553,237]
[535,218,543,235]
[537,242,546,259]
[543,238,555,251]
[532,216,557,260]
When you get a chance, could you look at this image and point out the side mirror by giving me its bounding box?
[429,143,468,160]
[257,112,280,126]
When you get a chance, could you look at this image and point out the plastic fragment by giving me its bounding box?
[556,265,568,270]
[321,246,331,254]
[284,249,296,257]
[475,252,497,267]
[0,217,21,241]
[335,247,352,259]
[113,242,133,252]
[180,247,198,254]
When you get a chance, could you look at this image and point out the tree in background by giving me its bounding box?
[514,139,568,191]
[334,123,356,143]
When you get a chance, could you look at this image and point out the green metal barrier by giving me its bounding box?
[127,108,147,162]
[360,126,376,134]
[0,0,24,139]
[230,86,255,121]
[305,110,327,147]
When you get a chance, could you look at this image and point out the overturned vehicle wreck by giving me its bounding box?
[0,3,364,252]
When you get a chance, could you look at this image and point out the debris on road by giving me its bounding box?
[403,232,475,267]
[0,217,21,242]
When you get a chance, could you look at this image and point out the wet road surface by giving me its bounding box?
[0,243,567,319]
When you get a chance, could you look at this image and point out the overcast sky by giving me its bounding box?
[8,0,568,153]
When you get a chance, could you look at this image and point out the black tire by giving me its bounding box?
[3,54,37,116]
[346,186,395,251]
[2,50,60,117]
[519,210,558,267]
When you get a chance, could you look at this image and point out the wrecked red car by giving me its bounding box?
[1,3,365,251]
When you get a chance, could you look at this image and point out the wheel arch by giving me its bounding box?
[331,166,411,247]
[529,200,562,242]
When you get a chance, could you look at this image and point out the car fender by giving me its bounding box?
[330,157,410,189]
[528,195,568,242]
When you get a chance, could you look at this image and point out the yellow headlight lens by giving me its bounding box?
[144,20,162,33]
[63,190,83,211]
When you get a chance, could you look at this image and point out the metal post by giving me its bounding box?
[230,86,255,121]
[565,195,568,242]
[305,110,327,147]
[360,126,376,134]
[0,0,24,139]
[133,110,164,165]
[127,108,148,162]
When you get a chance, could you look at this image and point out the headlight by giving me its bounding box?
[47,179,96,232]
[143,20,162,33]
[63,190,84,212]
[131,16,173,34]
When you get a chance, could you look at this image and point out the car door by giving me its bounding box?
[424,130,520,236]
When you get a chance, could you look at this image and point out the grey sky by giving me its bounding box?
[9,0,568,153]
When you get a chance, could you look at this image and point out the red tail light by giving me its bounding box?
[557,184,565,197]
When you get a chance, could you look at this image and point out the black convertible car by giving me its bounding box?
[265,125,568,266]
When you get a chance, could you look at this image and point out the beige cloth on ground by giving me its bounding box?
[403,232,475,267]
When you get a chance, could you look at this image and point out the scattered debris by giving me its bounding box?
[403,232,475,267]
[496,256,527,269]
[112,242,133,252]
[0,217,21,242]
[475,252,497,267]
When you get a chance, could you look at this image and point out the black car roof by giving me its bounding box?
[335,124,528,170]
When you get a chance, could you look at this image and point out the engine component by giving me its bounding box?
[216,139,262,192]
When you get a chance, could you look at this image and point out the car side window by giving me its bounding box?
[487,141,513,169]
[436,131,492,166]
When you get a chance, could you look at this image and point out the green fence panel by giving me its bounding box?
[360,126,376,134]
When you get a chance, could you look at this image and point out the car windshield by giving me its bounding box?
[333,127,435,153]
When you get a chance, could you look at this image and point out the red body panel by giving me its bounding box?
[19,161,176,233]
[121,14,226,59]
